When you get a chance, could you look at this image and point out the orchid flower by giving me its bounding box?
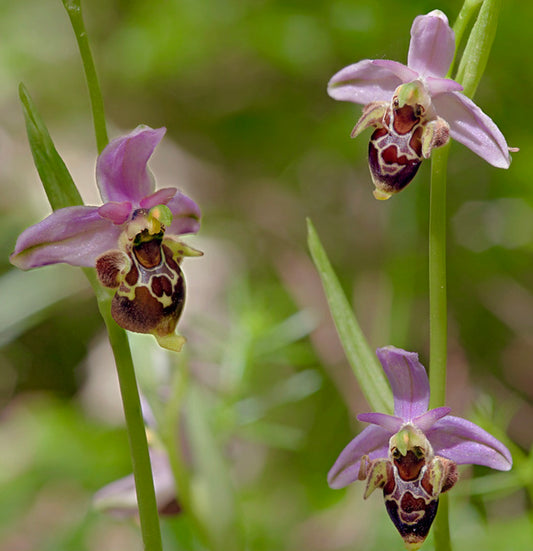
[328,10,514,199]
[10,125,201,351]
[328,346,512,550]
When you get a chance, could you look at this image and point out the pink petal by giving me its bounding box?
[327,425,391,489]
[98,201,133,224]
[433,92,511,168]
[357,412,404,433]
[371,60,419,83]
[413,406,451,432]
[427,415,512,471]
[328,59,411,105]
[96,126,166,204]
[376,346,430,421]
[408,10,455,78]
[10,206,121,269]
[425,76,463,96]
[140,187,178,210]
[166,191,202,235]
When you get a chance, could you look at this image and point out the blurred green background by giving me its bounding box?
[0,0,531,549]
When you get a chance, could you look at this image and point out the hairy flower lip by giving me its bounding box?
[327,346,512,490]
[327,10,513,169]
[10,125,201,270]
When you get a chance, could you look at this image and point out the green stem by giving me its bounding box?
[82,270,163,551]
[60,2,161,546]
[61,0,109,153]
[430,4,504,550]
[433,494,451,551]
[429,145,451,551]
[428,145,450,411]
[98,295,164,551]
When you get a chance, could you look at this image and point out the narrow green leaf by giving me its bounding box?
[306,218,393,414]
[454,0,502,98]
[448,0,483,78]
[19,83,84,211]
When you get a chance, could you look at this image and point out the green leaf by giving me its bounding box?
[19,83,84,211]
[454,0,502,98]
[306,218,393,414]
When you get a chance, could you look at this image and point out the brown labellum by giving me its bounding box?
[368,119,423,198]
[351,82,450,200]
[111,240,186,338]
[95,208,202,352]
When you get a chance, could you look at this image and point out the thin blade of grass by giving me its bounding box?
[307,218,392,413]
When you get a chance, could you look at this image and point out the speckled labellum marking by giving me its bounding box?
[351,82,450,200]
[111,231,186,338]
[368,102,424,198]
[95,207,202,351]
[359,431,457,550]
[385,450,446,550]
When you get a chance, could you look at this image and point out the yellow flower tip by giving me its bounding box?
[185,246,204,258]
[404,540,424,551]
[154,332,186,353]
[373,188,392,200]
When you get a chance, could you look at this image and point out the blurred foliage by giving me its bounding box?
[0,0,532,549]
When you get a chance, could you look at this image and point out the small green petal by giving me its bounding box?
[149,204,173,228]
[396,80,428,108]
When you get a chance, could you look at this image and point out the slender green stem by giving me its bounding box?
[429,145,451,551]
[82,270,163,551]
[429,4,505,550]
[433,494,451,551]
[430,4,504,549]
[428,144,450,411]
[60,2,161,547]
[61,0,108,153]
[98,296,164,551]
